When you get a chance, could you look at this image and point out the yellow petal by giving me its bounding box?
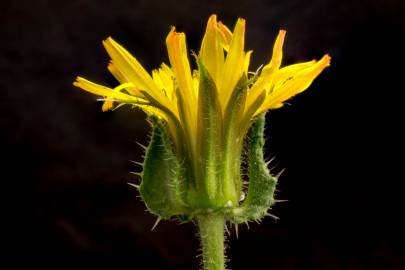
[166,27,198,150]
[152,63,177,102]
[103,37,173,111]
[107,62,142,96]
[217,21,232,52]
[73,77,142,101]
[246,30,286,111]
[166,28,196,106]
[160,62,173,76]
[268,30,286,71]
[219,18,246,110]
[192,69,200,96]
[102,98,114,112]
[273,60,317,83]
[107,62,126,83]
[103,82,139,111]
[152,70,166,93]
[199,14,225,85]
[258,54,331,112]
[244,50,253,74]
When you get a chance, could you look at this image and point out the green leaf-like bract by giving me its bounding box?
[195,60,223,207]
[139,78,279,224]
[229,113,278,223]
[139,117,187,219]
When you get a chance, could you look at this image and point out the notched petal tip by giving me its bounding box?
[274,30,286,54]
[237,17,246,26]
[321,54,332,66]
[310,54,331,76]
[205,14,218,34]
[234,18,246,36]
[208,14,217,22]
[103,36,112,42]
[102,36,115,48]
[102,99,114,112]
[166,27,188,50]
[166,26,178,41]
[217,20,232,38]
[72,76,87,87]
[72,77,80,86]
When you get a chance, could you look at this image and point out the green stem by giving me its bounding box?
[197,214,225,270]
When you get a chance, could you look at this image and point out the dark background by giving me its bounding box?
[2,0,404,269]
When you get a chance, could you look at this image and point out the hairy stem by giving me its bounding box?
[197,214,225,270]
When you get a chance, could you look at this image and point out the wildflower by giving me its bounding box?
[73,14,330,270]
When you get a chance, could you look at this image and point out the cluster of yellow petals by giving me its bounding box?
[74,14,330,144]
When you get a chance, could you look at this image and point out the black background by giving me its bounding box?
[2,0,404,269]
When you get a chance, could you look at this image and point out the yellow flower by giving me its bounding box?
[73,14,330,208]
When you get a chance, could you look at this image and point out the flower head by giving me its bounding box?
[73,15,330,217]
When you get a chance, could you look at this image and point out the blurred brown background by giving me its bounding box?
[1,0,404,269]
